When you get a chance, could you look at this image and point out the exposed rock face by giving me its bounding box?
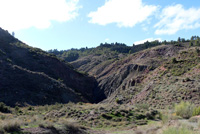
[71,45,181,103]
[104,45,200,108]
[0,28,97,106]
[71,53,125,76]
[95,64,149,102]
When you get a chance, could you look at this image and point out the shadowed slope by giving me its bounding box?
[0,28,97,106]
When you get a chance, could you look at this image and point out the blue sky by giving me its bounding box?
[1,0,200,50]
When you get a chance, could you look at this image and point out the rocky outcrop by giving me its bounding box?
[96,64,149,101]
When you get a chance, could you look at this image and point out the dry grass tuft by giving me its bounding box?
[0,119,22,133]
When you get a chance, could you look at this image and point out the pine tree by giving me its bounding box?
[189,42,193,46]
[191,36,194,41]
[12,32,15,37]
[195,40,200,46]
[177,37,181,42]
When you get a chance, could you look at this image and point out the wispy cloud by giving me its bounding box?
[88,0,158,27]
[134,38,162,45]
[155,4,200,35]
[0,0,81,31]
[105,38,110,42]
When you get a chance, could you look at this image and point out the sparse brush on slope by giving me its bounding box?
[0,27,97,106]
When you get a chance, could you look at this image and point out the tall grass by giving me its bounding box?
[163,127,197,134]
[193,106,200,116]
[0,120,21,133]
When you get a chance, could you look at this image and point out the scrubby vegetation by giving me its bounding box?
[175,101,195,119]
[2,27,200,133]
[0,120,21,134]
[48,41,162,62]
[0,103,161,133]
[0,103,10,113]
[163,126,197,134]
[174,101,200,119]
[1,101,200,133]
[47,36,198,63]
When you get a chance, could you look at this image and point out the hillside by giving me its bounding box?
[104,44,200,107]
[0,28,98,106]
[1,25,200,110]
[49,41,162,101]
[1,28,200,133]
[51,38,200,106]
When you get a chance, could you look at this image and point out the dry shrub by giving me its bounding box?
[60,119,87,134]
[0,120,21,133]
[175,101,194,119]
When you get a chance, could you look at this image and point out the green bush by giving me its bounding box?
[14,106,23,114]
[160,113,169,124]
[193,106,200,116]
[0,102,10,113]
[172,58,177,63]
[175,101,194,119]
[189,42,193,46]
[135,103,149,110]
[115,98,120,104]
[28,106,34,111]
[101,114,112,120]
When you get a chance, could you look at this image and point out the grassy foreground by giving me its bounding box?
[0,102,200,134]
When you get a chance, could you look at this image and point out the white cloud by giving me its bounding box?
[155,4,200,35]
[134,38,162,45]
[88,0,158,27]
[105,38,110,42]
[0,0,81,31]
[142,27,148,31]
[141,24,148,31]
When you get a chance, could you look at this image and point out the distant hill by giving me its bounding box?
[48,41,162,62]
[0,28,98,106]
